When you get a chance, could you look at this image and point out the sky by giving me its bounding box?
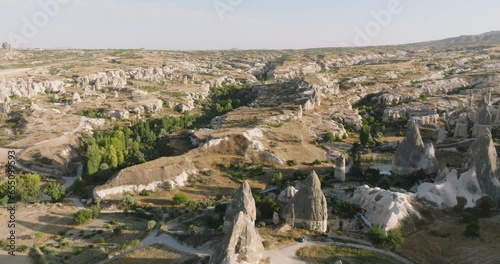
[1,0,499,50]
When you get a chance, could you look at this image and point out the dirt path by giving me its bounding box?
[96,214,210,264]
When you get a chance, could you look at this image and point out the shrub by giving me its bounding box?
[113,226,123,235]
[90,205,101,219]
[139,190,152,196]
[164,181,173,191]
[150,207,164,221]
[367,226,387,245]
[121,195,135,209]
[120,239,141,251]
[313,159,322,165]
[147,220,156,231]
[462,212,478,224]
[135,208,148,218]
[98,237,106,243]
[464,223,480,239]
[43,182,65,202]
[387,229,404,247]
[73,210,94,225]
[287,160,298,166]
[172,193,189,205]
[325,132,336,142]
[272,172,283,190]
[262,240,271,249]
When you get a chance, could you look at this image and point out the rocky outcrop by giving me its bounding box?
[454,116,469,138]
[77,70,128,89]
[391,123,438,176]
[352,185,421,231]
[223,181,257,229]
[2,42,11,51]
[72,92,82,104]
[210,181,263,264]
[335,154,346,182]
[104,109,130,119]
[417,129,500,207]
[266,62,321,80]
[0,78,66,101]
[283,171,328,232]
[472,102,492,137]
[461,129,500,201]
[277,186,298,207]
[93,156,197,200]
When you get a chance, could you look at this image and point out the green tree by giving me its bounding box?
[272,172,283,190]
[150,207,164,221]
[17,174,42,203]
[387,229,404,248]
[172,193,189,205]
[464,223,480,239]
[73,210,94,225]
[106,145,119,169]
[462,212,478,224]
[43,182,65,202]
[90,205,101,219]
[367,226,387,245]
[477,196,494,216]
[121,195,135,209]
[325,131,336,142]
[360,124,374,147]
[147,220,156,231]
[86,144,102,175]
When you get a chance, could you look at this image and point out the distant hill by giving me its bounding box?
[420,30,500,46]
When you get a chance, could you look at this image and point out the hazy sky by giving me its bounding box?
[1,0,500,50]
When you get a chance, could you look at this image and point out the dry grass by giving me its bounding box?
[296,245,401,264]
[399,214,500,264]
[107,244,198,264]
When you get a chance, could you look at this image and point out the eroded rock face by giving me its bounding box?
[472,103,492,137]
[461,129,500,201]
[77,70,128,89]
[391,123,438,177]
[0,78,66,101]
[284,171,328,232]
[2,42,11,51]
[211,181,263,264]
[417,129,500,207]
[224,181,257,230]
[352,185,421,231]
[335,154,346,182]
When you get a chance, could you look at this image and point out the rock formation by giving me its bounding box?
[335,154,346,182]
[72,92,82,104]
[454,116,469,138]
[351,185,421,231]
[210,181,263,264]
[0,78,66,101]
[283,171,328,232]
[461,128,500,202]
[2,42,11,51]
[391,123,438,176]
[472,101,492,137]
[417,129,500,207]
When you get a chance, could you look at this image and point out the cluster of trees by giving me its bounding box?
[81,113,196,181]
[0,174,65,204]
[204,84,254,117]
